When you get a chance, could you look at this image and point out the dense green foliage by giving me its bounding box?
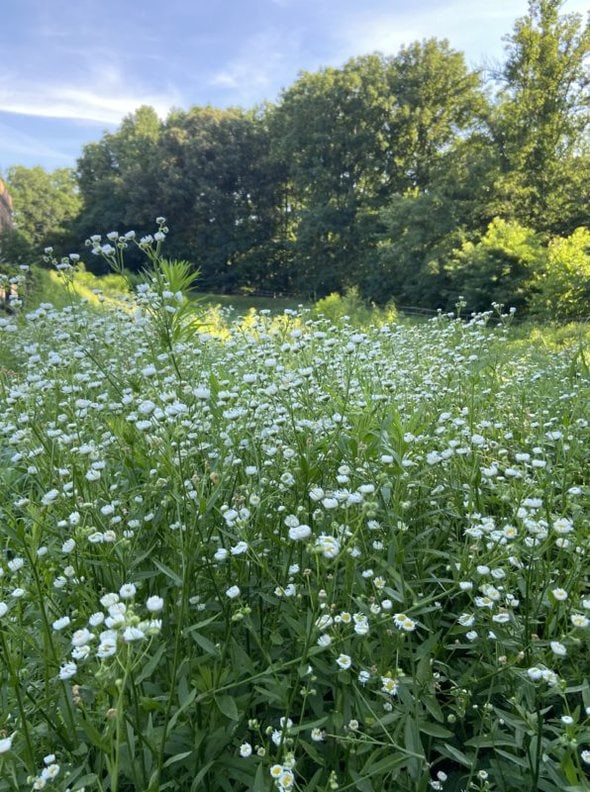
[0,0,588,316]
[490,0,590,234]
[0,167,81,264]
[1,235,590,791]
[528,227,590,320]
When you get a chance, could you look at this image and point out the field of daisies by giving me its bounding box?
[0,230,589,792]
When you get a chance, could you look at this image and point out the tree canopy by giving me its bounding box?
[490,0,590,233]
[0,166,81,263]
[1,0,588,317]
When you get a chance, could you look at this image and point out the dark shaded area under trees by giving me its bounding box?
[1,0,589,317]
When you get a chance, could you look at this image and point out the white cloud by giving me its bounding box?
[331,0,590,67]
[210,71,241,90]
[0,121,74,170]
[208,29,303,105]
[333,1,505,59]
[0,64,181,125]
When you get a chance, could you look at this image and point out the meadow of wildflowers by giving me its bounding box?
[0,225,589,792]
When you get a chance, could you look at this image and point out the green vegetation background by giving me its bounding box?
[1,0,589,319]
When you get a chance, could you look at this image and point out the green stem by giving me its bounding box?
[110,648,132,792]
[0,629,36,772]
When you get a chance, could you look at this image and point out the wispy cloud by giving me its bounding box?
[0,64,181,125]
[208,29,304,105]
[0,120,75,170]
[332,1,511,61]
[332,0,590,67]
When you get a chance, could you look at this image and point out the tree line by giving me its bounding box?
[1,0,589,316]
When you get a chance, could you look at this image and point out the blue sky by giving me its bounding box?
[1,0,587,172]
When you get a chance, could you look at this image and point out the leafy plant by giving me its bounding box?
[528,227,590,321]
[0,224,589,791]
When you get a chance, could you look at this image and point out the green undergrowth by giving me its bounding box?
[0,227,589,792]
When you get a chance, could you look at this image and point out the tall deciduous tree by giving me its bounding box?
[386,38,488,191]
[375,42,490,306]
[491,0,590,233]
[376,134,497,307]
[157,106,285,291]
[270,54,393,295]
[75,106,163,261]
[273,43,487,297]
[0,166,81,263]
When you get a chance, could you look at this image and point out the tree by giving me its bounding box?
[157,106,285,291]
[386,38,488,191]
[75,106,163,267]
[0,166,81,263]
[270,54,393,295]
[75,104,286,289]
[491,0,590,234]
[273,44,487,298]
[375,43,491,307]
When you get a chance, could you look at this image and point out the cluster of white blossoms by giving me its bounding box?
[238,717,299,790]
[30,754,60,790]
[0,253,588,791]
[53,585,164,680]
[269,762,296,791]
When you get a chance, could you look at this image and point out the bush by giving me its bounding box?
[313,286,397,326]
[447,218,545,313]
[528,227,590,321]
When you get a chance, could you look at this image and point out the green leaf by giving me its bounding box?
[71,775,99,790]
[252,762,266,792]
[465,735,521,749]
[419,722,453,738]
[189,761,215,791]
[360,751,408,778]
[348,769,375,792]
[299,739,325,765]
[440,743,473,767]
[163,750,194,769]
[494,749,529,768]
[166,687,197,733]
[404,716,425,781]
[140,697,164,713]
[190,631,221,657]
[305,769,325,791]
[422,694,445,723]
[215,694,240,721]
[560,755,579,786]
[562,787,590,792]
[135,643,167,684]
[152,559,183,587]
[230,638,256,675]
[77,717,109,752]
[284,614,307,640]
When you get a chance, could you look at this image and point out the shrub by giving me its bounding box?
[313,286,397,326]
[448,218,545,313]
[528,227,590,321]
